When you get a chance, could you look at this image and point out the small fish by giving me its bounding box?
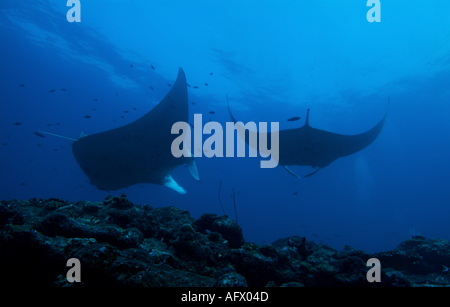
[84,115,91,119]
[13,122,21,125]
[116,92,118,96]
[149,86,154,90]
[92,108,96,111]
[170,105,176,110]
[93,98,98,101]
[20,183,26,186]
[34,131,46,138]
[60,88,66,91]
[191,102,195,105]
[20,84,25,87]
[49,89,55,92]
[187,84,191,87]
[151,65,155,70]
[210,72,213,76]
[130,64,133,68]
[167,83,172,87]
[209,111,215,114]
[37,144,41,146]
[46,124,51,126]
[193,86,199,89]
[2,143,7,146]
[293,192,298,195]
[123,110,129,113]
[205,83,209,86]
[56,123,61,125]
[287,117,300,122]
[133,107,137,110]
[53,149,58,151]
[60,146,65,149]
[120,116,124,118]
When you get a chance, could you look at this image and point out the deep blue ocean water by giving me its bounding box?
[1,0,450,253]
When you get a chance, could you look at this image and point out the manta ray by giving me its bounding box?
[227,98,388,178]
[38,68,199,193]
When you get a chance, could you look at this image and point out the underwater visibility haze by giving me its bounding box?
[1,0,450,258]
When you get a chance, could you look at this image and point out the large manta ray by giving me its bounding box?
[227,98,388,178]
[38,68,199,193]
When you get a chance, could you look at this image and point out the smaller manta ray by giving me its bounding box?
[227,97,388,178]
[38,68,199,193]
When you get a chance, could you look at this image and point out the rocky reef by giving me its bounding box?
[1,195,449,287]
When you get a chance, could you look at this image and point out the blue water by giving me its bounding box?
[1,0,450,253]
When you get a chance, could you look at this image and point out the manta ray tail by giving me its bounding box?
[37,131,77,142]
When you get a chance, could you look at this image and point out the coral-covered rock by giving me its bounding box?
[1,196,450,287]
[211,217,244,248]
[215,272,248,287]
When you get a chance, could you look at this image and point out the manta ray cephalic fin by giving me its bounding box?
[182,146,200,182]
[283,165,301,178]
[303,168,321,178]
[163,174,187,194]
[283,165,322,178]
